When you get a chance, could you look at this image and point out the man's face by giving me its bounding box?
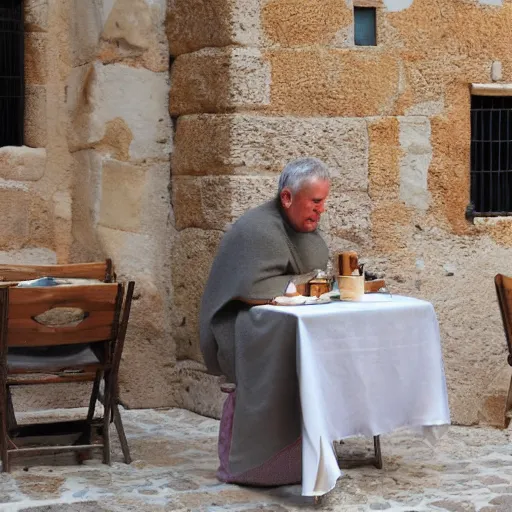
[280,178,330,233]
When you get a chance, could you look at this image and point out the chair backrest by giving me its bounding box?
[495,274,512,363]
[1,283,123,348]
[0,259,114,283]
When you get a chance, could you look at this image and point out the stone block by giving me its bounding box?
[137,160,172,236]
[176,362,224,419]
[261,0,352,46]
[0,247,56,265]
[100,0,168,72]
[174,114,368,190]
[0,189,31,249]
[171,228,223,362]
[173,175,276,230]
[368,117,401,201]
[24,0,48,32]
[116,274,176,409]
[24,85,47,148]
[99,160,144,232]
[322,189,373,247]
[167,0,261,55]
[266,49,400,117]
[0,146,46,181]
[70,150,103,261]
[69,63,171,160]
[399,116,432,211]
[28,194,55,248]
[102,0,153,50]
[170,47,270,115]
[70,0,104,66]
[25,33,47,85]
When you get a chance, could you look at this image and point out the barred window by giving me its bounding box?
[470,95,512,217]
[0,0,24,147]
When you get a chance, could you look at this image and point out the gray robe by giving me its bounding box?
[200,198,328,474]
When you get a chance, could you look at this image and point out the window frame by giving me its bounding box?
[353,6,377,47]
[467,85,512,220]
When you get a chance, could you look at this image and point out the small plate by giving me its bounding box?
[273,295,331,306]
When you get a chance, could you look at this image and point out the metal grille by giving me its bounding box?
[470,95,512,217]
[0,0,24,147]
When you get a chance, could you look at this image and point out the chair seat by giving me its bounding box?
[7,344,100,371]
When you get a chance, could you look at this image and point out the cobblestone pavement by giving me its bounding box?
[1,408,512,511]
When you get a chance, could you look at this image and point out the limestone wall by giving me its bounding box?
[1,0,181,411]
[168,0,512,425]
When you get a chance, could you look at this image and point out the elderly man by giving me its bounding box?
[200,157,331,486]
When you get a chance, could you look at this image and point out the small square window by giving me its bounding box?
[354,7,377,46]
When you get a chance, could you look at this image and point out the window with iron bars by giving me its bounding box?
[469,95,512,218]
[0,0,24,147]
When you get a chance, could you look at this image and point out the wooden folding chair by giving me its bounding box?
[0,281,134,471]
[494,274,512,428]
[0,259,115,284]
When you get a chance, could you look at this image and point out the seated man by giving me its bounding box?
[200,157,331,486]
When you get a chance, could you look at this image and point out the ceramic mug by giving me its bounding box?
[336,275,364,301]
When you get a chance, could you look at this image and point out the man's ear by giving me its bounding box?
[280,188,292,209]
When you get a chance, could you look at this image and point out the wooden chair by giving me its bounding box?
[0,259,115,284]
[494,274,512,427]
[0,281,134,471]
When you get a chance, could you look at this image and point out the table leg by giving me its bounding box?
[313,496,322,506]
[373,435,383,469]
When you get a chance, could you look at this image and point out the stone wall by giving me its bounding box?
[168,0,512,426]
[2,0,181,412]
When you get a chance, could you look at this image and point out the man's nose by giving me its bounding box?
[316,203,325,214]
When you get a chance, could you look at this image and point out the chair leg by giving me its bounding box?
[373,435,383,469]
[112,401,131,464]
[102,372,112,465]
[87,371,102,422]
[6,387,16,431]
[0,386,9,472]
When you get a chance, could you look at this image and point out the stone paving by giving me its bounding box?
[1,408,512,511]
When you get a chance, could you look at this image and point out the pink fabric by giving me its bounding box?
[217,390,302,487]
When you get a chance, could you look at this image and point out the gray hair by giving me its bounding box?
[278,157,330,195]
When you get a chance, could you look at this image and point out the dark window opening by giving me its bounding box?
[469,95,512,217]
[354,7,376,47]
[0,0,24,147]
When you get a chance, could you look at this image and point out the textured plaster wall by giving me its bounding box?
[168,0,512,425]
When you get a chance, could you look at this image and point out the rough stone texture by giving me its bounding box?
[170,47,270,115]
[24,85,47,148]
[173,175,276,231]
[0,147,46,182]
[25,33,48,85]
[70,0,104,66]
[399,116,432,211]
[99,160,144,232]
[265,49,401,117]
[24,0,49,33]
[69,62,171,160]
[167,0,261,56]
[5,409,512,511]
[171,229,223,363]
[99,0,169,72]
[174,114,368,187]
[261,0,352,46]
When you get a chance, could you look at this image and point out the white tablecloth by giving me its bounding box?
[256,295,450,496]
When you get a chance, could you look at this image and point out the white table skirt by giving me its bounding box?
[256,295,450,496]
